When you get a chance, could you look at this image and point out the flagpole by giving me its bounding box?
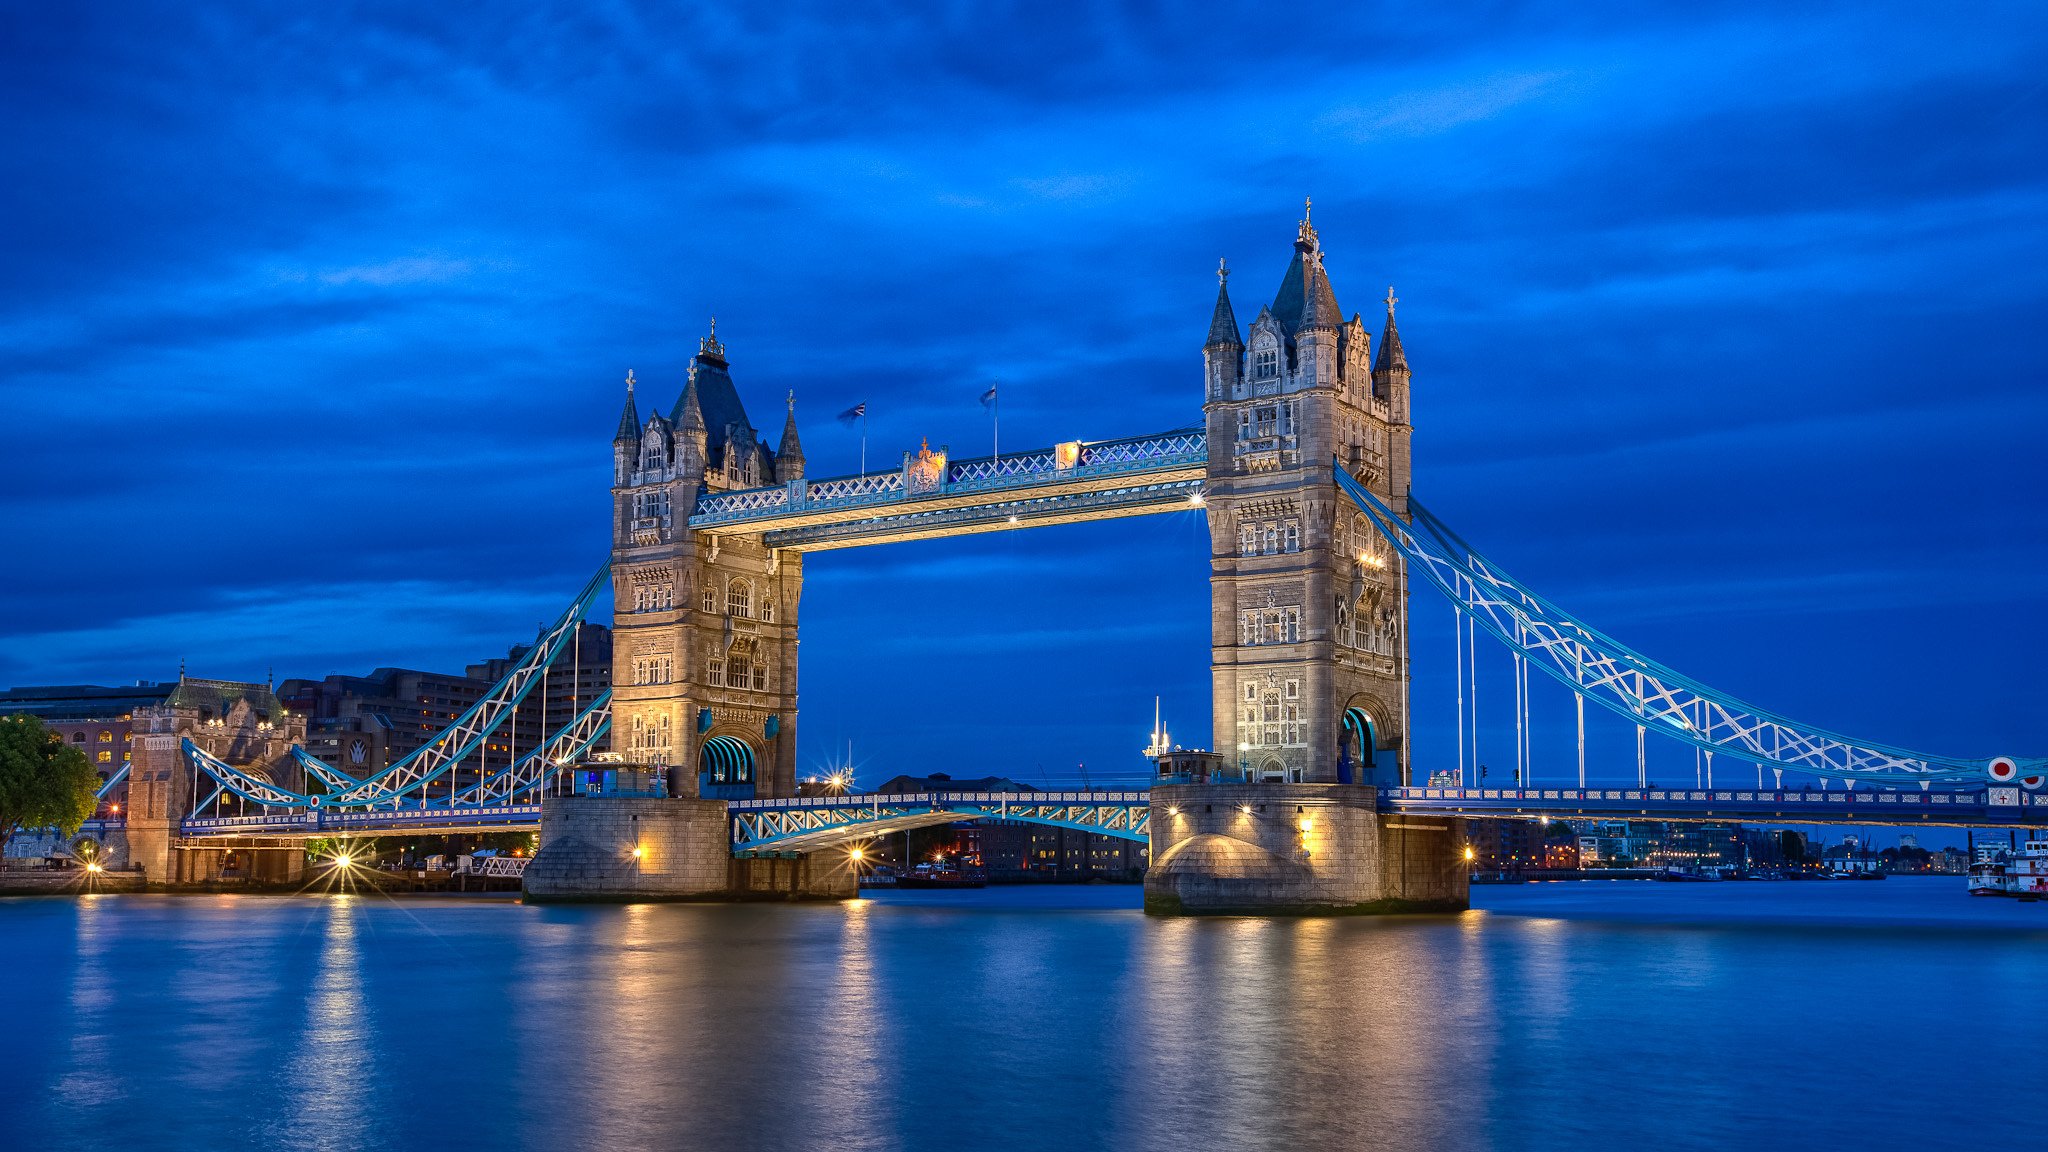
[860,409,868,476]
[993,382,1000,464]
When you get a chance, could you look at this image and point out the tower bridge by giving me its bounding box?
[63,205,2043,907]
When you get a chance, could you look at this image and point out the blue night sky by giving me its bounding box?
[2,3,2044,793]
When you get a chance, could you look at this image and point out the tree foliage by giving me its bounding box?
[0,715,100,843]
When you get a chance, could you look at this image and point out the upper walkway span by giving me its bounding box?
[687,427,1205,550]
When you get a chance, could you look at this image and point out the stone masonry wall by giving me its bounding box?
[1145,782,1466,914]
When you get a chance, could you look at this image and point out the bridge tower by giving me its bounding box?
[1147,207,1460,915]
[1202,205,1413,786]
[607,325,802,800]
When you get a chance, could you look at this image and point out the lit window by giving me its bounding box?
[98,731,112,743]
[97,751,112,763]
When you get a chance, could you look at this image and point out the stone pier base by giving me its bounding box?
[1143,783,1467,915]
[523,796,855,903]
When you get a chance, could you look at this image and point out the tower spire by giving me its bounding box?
[1205,258,1242,349]
[1374,285,1407,373]
[613,369,640,443]
[776,391,806,477]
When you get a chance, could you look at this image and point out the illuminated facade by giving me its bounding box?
[1203,207,1414,784]
[608,329,803,798]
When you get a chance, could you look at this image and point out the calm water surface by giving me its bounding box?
[2,878,2041,1151]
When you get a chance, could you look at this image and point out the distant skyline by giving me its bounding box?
[2,4,2043,790]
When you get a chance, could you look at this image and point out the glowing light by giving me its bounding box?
[1188,493,1204,507]
[1463,846,1476,862]
[1007,515,1020,524]
[1238,805,1252,815]
[85,862,104,874]
[334,854,354,868]
[1167,806,1181,816]
[849,846,866,862]
[1299,818,1315,833]
[632,846,644,859]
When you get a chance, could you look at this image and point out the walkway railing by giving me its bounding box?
[730,791,1152,853]
[690,427,1205,529]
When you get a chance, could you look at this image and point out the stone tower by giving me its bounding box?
[608,323,803,799]
[1203,205,1414,785]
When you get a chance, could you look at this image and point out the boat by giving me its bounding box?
[894,861,987,889]
[1969,840,2048,898]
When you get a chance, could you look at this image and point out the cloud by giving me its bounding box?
[1,1,2043,775]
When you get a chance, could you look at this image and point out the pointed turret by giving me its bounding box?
[776,392,806,479]
[1373,287,1407,374]
[1299,253,1339,331]
[1206,259,1242,349]
[613,369,641,443]
[673,366,706,432]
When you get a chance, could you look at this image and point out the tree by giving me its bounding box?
[0,715,100,845]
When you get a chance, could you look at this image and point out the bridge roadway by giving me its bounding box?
[121,783,2047,854]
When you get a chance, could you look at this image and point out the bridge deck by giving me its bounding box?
[687,428,1204,550]
[1384,786,2047,828]
[96,784,2044,850]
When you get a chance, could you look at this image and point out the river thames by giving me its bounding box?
[3,879,2039,1151]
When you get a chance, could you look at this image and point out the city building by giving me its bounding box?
[0,675,303,825]
[0,674,306,880]
[278,622,613,784]
[1468,818,1547,873]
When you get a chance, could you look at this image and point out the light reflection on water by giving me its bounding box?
[272,897,374,1151]
[3,880,2043,1152]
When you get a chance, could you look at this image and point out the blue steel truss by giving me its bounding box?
[688,427,1205,540]
[1336,465,2041,787]
[94,763,129,801]
[728,792,1152,854]
[1385,785,2046,827]
[181,565,610,814]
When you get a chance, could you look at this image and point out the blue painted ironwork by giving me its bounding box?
[1383,785,2046,828]
[182,564,610,813]
[1335,464,2041,787]
[181,803,543,839]
[728,791,1152,854]
[761,478,1205,551]
[689,427,1205,532]
[94,763,130,801]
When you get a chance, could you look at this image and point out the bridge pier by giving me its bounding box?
[1144,784,1466,915]
[522,796,855,903]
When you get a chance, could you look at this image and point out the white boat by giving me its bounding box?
[1969,839,2048,898]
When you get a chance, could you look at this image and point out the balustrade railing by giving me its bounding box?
[690,426,1205,527]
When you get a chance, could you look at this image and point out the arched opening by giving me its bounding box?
[699,735,756,788]
[1340,707,1377,784]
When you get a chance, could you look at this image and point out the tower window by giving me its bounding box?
[1255,347,1278,379]
[702,588,717,614]
[760,597,775,623]
[726,580,752,618]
